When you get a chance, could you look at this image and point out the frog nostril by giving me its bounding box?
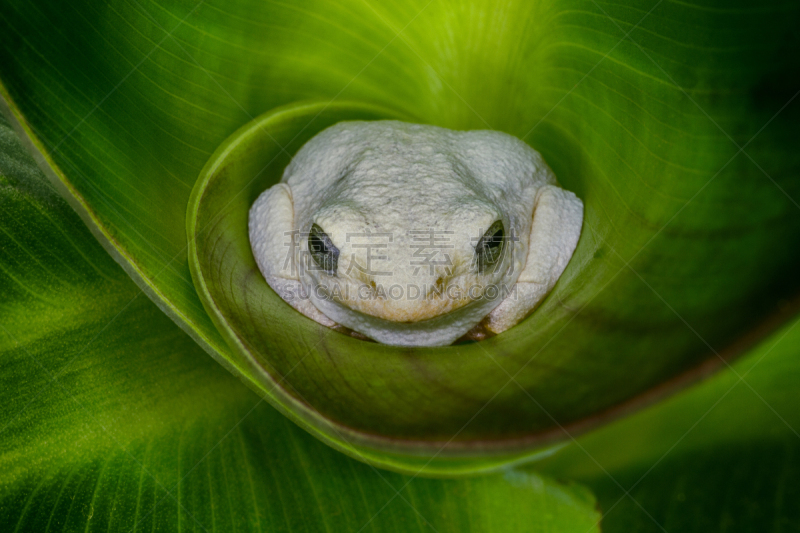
[426,277,448,298]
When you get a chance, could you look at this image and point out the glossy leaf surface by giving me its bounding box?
[0,110,601,533]
[536,310,800,531]
[2,0,799,470]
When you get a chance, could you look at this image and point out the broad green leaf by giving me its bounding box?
[2,0,800,470]
[0,108,601,531]
[534,310,800,531]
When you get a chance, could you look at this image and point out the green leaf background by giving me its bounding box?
[1,0,799,530]
[0,111,600,531]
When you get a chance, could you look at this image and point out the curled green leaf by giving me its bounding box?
[186,96,800,475]
[2,0,799,478]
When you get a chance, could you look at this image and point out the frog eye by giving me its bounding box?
[308,223,339,274]
[475,220,505,273]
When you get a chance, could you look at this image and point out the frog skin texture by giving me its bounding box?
[249,120,583,346]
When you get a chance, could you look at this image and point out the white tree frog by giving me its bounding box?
[249,121,583,346]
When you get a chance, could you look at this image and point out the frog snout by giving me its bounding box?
[335,268,476,322]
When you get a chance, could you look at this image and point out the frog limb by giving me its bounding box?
[485,184,583,334]
[249,184,336,327]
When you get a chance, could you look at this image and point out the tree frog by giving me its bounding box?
[249,121,583,346]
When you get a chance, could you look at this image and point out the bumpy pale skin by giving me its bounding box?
[249,121,583,346]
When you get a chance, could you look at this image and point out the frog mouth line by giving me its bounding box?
[310,280,515,323]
